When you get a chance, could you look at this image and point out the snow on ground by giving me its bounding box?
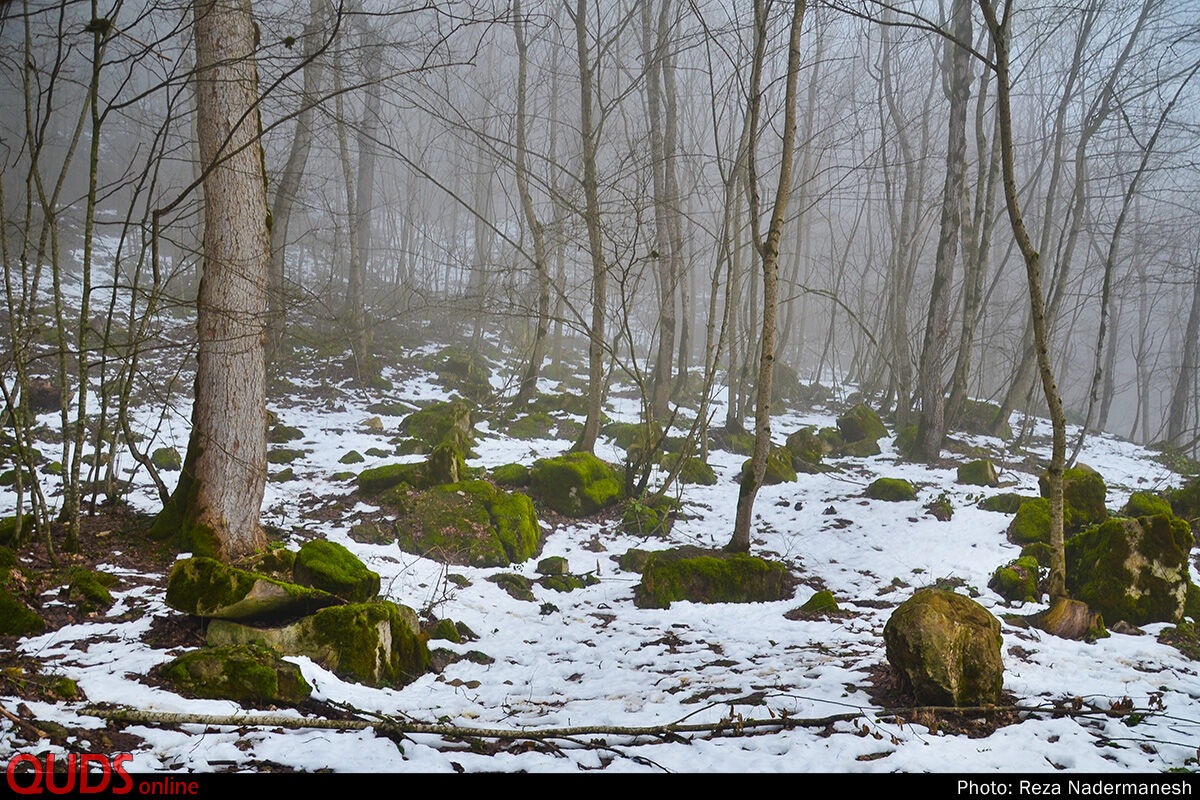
[2,350,1198,773]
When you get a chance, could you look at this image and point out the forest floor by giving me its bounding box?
[1,332,1198,773]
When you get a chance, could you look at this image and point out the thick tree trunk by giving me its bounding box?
[154,0,269,561]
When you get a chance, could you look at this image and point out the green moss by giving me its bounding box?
[617,548,654,573]
[537,556,568,576]
[620,496,677,537]
[270,468,295,483]
[268,424,304,444]
[508,412,557,440]
[339,450,365,465]
[988,556,1040,604]
[1186,582,1200,622]
[957,399,1012,440]
[925,493,954,521]
[0,585,44,635]
[161,644,311,705]
[1168,477,1200,533]
[368,401,410,417]
[979,494,1029,514]
[365,447,391,458]
[165,557,339,620]
[865,477,917,502]
[423,346,491,401]
[740,447,798,486]
[151,447,182,471]
[1008,498,1051,544]
[1123,492,1172,518]
[293,540,380,602]
[1039,467,1108,533]
[492,463,531,487]
[67,568,117,612]
[798,589,839,614]
[51,676,78,699]
[530,452,622,517]
[634,548,794,609]
[400,480,541,567]
[306,602,430,687]
[894,424,919,459]
[0,514,35,548]
[267,448,304,465]
[538,573,597,593]
[428,618,462,643]
[836,403,887,443]
[667,455,717,486]
[1066,514,1194,625]
[0,545,15,571]
[357,449,463,495]
[349,522,395,546]
[710,429,756,456]
[840,438,882,458]
[487,572,535,601]
[957,460,999,487]
[604,420,663,451]
[1020,541,1053,567]
[399,400,475,453]
[1159,621,1200,661]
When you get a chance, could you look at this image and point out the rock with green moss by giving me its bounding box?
[423,346,492,401]
[165,557,339,621]
[1033,597,1108,642]
[161,644,311,705]
[634,548,794,609]
[428,618,462,643]
[339,450,365,465]
[267,448,304,465]
[492,462,530,487]
[487,572,535,601]
[1039,468,1108,533]
[785,427,829,468]
[1066,514,1194,626]
[508,413,557,440]
[671,456,718,486]
[740,447,798,486]
[791,589,839,617]
[988,557,1040,604]
[1168,477,1200,533]
[957,399,1013,440]
[399,400,475,453]
[1187,582,1200,622]
[530,452,622,517]
[268,424,304,444]
[925,493,954,521]
[837,403,887,444]
[841,438,882,458]
[617,548,654,573]
[979,494,1029,514]
[358,444,465,495]
[0,514,35,547]
[1007,498,1051,544]
[400,480,542,567]
[1019,542,1053,567]
[620,496,678,537]
[539,573,599,593]
[0,585,44,636]
[270,468,295,483]
[207,601,428,688]
[882,589,1003,707]
[151,447,182,471]
[245,547,297,581]
[865,477,917,502]
[1160,620,1200,660]
[349,522,394,546]
[537,556,568,576]
[710,428,756,456]
[293,540,380,603]
[957,460,999,487]
[67,568,117,613]
[893,424,920,459]
[1123,492,1172,518]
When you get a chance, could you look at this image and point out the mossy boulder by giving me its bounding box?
[1019,542,1053,567]
[339,450,365,465]
[925,493,954,522]
[662,454,717,486]
[487,572,535,601]
[1065,514,1194,626]
[797,589,839,615]
[785,426,829,467]
[836,403,887,444]
[0,514,35,547]
[1039,468,1108,533]
[537,556,569,576]
[293,540,380,603]
[1123,492,1172,519]
[1007,498,1051,544]
[400,480,541,567]
[160,644,311,705]
[530,452,622,517]
[492,462,531,487]
[604,421,663,451]
[267,448,304,465]
[979,494,1029,514]
[865,477,917,502]
[957,460,999,487]
[740,447,798,486]
[710,428,756,456]
[620,496,677,537]
[357,443,465,495]
[1168,478,1200,533]
[957,399,1013,440]
[165,557,339,621]
[151,447,182,471]
[0,585,44,636]
[508,412,557,440]
[538,573,598,593]
[634,548,794,609]
[882,589,1004,707]
[268,424,304,444]
[988,557,1040,604]
[424,346,491,401]
[428,618,462,643]
[840,438,882,458]
[399,400,475,453]
[207,601,428,688]
[67,568,118,613]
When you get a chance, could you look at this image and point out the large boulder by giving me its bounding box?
[957,460,999,487]
[883,589,1004,707]
[739,447,798,485]
[836,403,887,444]
[1169,477,1200,533]
[1039,467,1108,533]
[293,540,380,603]
[398,400,475,453]
[0,584,43,636]
[1066,514,1194,626]
[634,547,794,609]
[356,443,466,496]
[207,601,428,688]
[160,644,312,705]
[1007,498,1051,544]
[955,399,1012,440]
[988,557,1040,604]
[165,557,339,621]
[865,477,917,502]
[422,346,491,401]
[530,452,622,517]
[399,480,542,567]
[785,426,830,469]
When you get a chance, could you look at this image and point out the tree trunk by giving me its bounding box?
[153,0,269,561]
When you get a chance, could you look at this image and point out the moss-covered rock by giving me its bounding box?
[423,346,492,401]
[270,468,295,483]
[661,454,718,486]
[358,444,465,495]
[1123,492,1172,519]
[400,480,542,567]
[492,462,530,487]
[349,522,395,546]
[957,399,1012,440]
[1159,620,1200,661]
[837,403,887,444]
[740,447,798,486]
[710,428,756,456]
[620,496,677,537]
[293,540,380,603]
[840,438,882,458]
[538,573,598,593]
[979,494,1029,514]
[268,424,304,444]
[208,601,428,688]
[161,644,311,705]
[1066,514,1194,626]
[634,548,794,609]
[339,450,365,465]
[67,568,117,613]
[797,589,839,615]
[604,421,663,451]
[399,400,475,453]
[893,424,920,459]
[1168,477,1200,533]
[537,556,568,576]
[882,589,1003,707]
[785,426,829,467]
[165,557,339,621]
[0,585,44,636]
[616,548,654,573]
[988,557,1040,604]
[1039,468,1108,533]
[487,572,535,601]
[957,460,999,487]
[1007,498,1051,544]
[267,448,304,465]
[865,477,917,502]
[0,514,35,547]
[1019,541,1053,567]
[508,412,557,440]
[530,452,622,517]
[1032,597,1107,642]
[151,447,182,471]
[428,618,462,643]
[925,493,954,521]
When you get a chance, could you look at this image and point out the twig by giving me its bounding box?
[0,702,47,741]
